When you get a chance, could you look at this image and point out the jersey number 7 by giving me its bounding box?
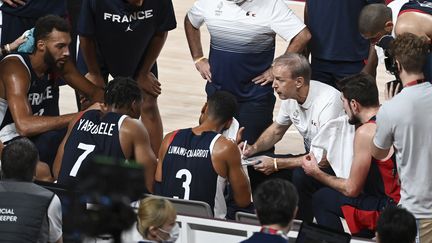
[69,143,96,177]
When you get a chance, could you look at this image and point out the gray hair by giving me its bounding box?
[272,53,311,83]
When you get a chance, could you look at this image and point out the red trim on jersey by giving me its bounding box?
[367,115,400,203]
[375,156,401,203]
[75,111,86,123]
[168,130,179,145]
[398,9,427,17]
[341,205,380,234]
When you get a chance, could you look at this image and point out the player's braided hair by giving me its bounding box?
[105,77,142,109]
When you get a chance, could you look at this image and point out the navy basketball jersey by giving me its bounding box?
[159,128,227,218]
[0,53,60,142]
[399,0,432,81]
[364,117,401,203]
[77,0,176,77]
[57,110,127,188]
[399,0,432,15]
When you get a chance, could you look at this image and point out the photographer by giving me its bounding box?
[371,33,432,243]
[359,1,432,82]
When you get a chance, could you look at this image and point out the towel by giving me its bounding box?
[222,117,239,141]
[17,28,34,53]
[310,115,355,179]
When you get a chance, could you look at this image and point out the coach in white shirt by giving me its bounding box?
[242,53,343,221]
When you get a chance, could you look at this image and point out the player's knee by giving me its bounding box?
[313,188,337,211]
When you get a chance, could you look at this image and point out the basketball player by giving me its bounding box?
[0,15,104,172]
[155,91,251,219]
[302,73,400,238]
[54,76,156,192]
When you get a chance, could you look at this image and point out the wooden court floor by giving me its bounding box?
[59,0,393,155]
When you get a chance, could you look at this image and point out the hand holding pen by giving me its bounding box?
[238,140,256,158]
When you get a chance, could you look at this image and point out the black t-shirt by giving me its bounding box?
[77,0,177,77]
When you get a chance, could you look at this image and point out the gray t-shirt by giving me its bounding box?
[373,82,432,219]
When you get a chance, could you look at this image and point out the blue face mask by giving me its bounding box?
[157,223,180,243]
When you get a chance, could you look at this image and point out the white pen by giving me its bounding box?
[242,140,247,156]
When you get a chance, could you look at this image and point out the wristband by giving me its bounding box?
[194,56,206,64]
[273,158,278,171]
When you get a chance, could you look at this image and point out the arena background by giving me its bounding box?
[59,0,394,155]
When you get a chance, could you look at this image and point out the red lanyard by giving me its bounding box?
[260,227,287,239]
[404,79,424,87]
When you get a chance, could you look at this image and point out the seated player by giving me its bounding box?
[54,77,156,192]
[155,91,251,219]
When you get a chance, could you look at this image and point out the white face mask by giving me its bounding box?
[157,223,180,243]
[226,0,247,4]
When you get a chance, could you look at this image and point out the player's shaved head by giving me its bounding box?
[207,91,238,125]
[359,4,392,36]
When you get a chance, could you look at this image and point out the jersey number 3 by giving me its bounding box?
[174,169,192,200]
[69,143,96,177]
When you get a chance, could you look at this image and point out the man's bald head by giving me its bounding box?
[359,4,393,38]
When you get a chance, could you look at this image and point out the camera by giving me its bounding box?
[377,35,403,95]
[377,35,399,77]
[64,156,148,243]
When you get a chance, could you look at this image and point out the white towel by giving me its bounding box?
[310,115,355,179]
[222,117,239,141]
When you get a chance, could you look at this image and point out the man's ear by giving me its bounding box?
[384,21,394,33]
[131,100,140,114]
[395,60,402,73]
[296,76,305,89]
[350,99,360,112]
[36,40,46,52]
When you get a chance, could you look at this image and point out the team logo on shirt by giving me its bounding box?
[28,86,54,106]
[103,10,153,23]
[311,120,318,127]
[291,110,300,124]
[215,2,223,16]
[125,24,133,32]
[246,11,256,17]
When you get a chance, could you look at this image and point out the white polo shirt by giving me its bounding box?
[187,0,306,101]
[276,80,344,151]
